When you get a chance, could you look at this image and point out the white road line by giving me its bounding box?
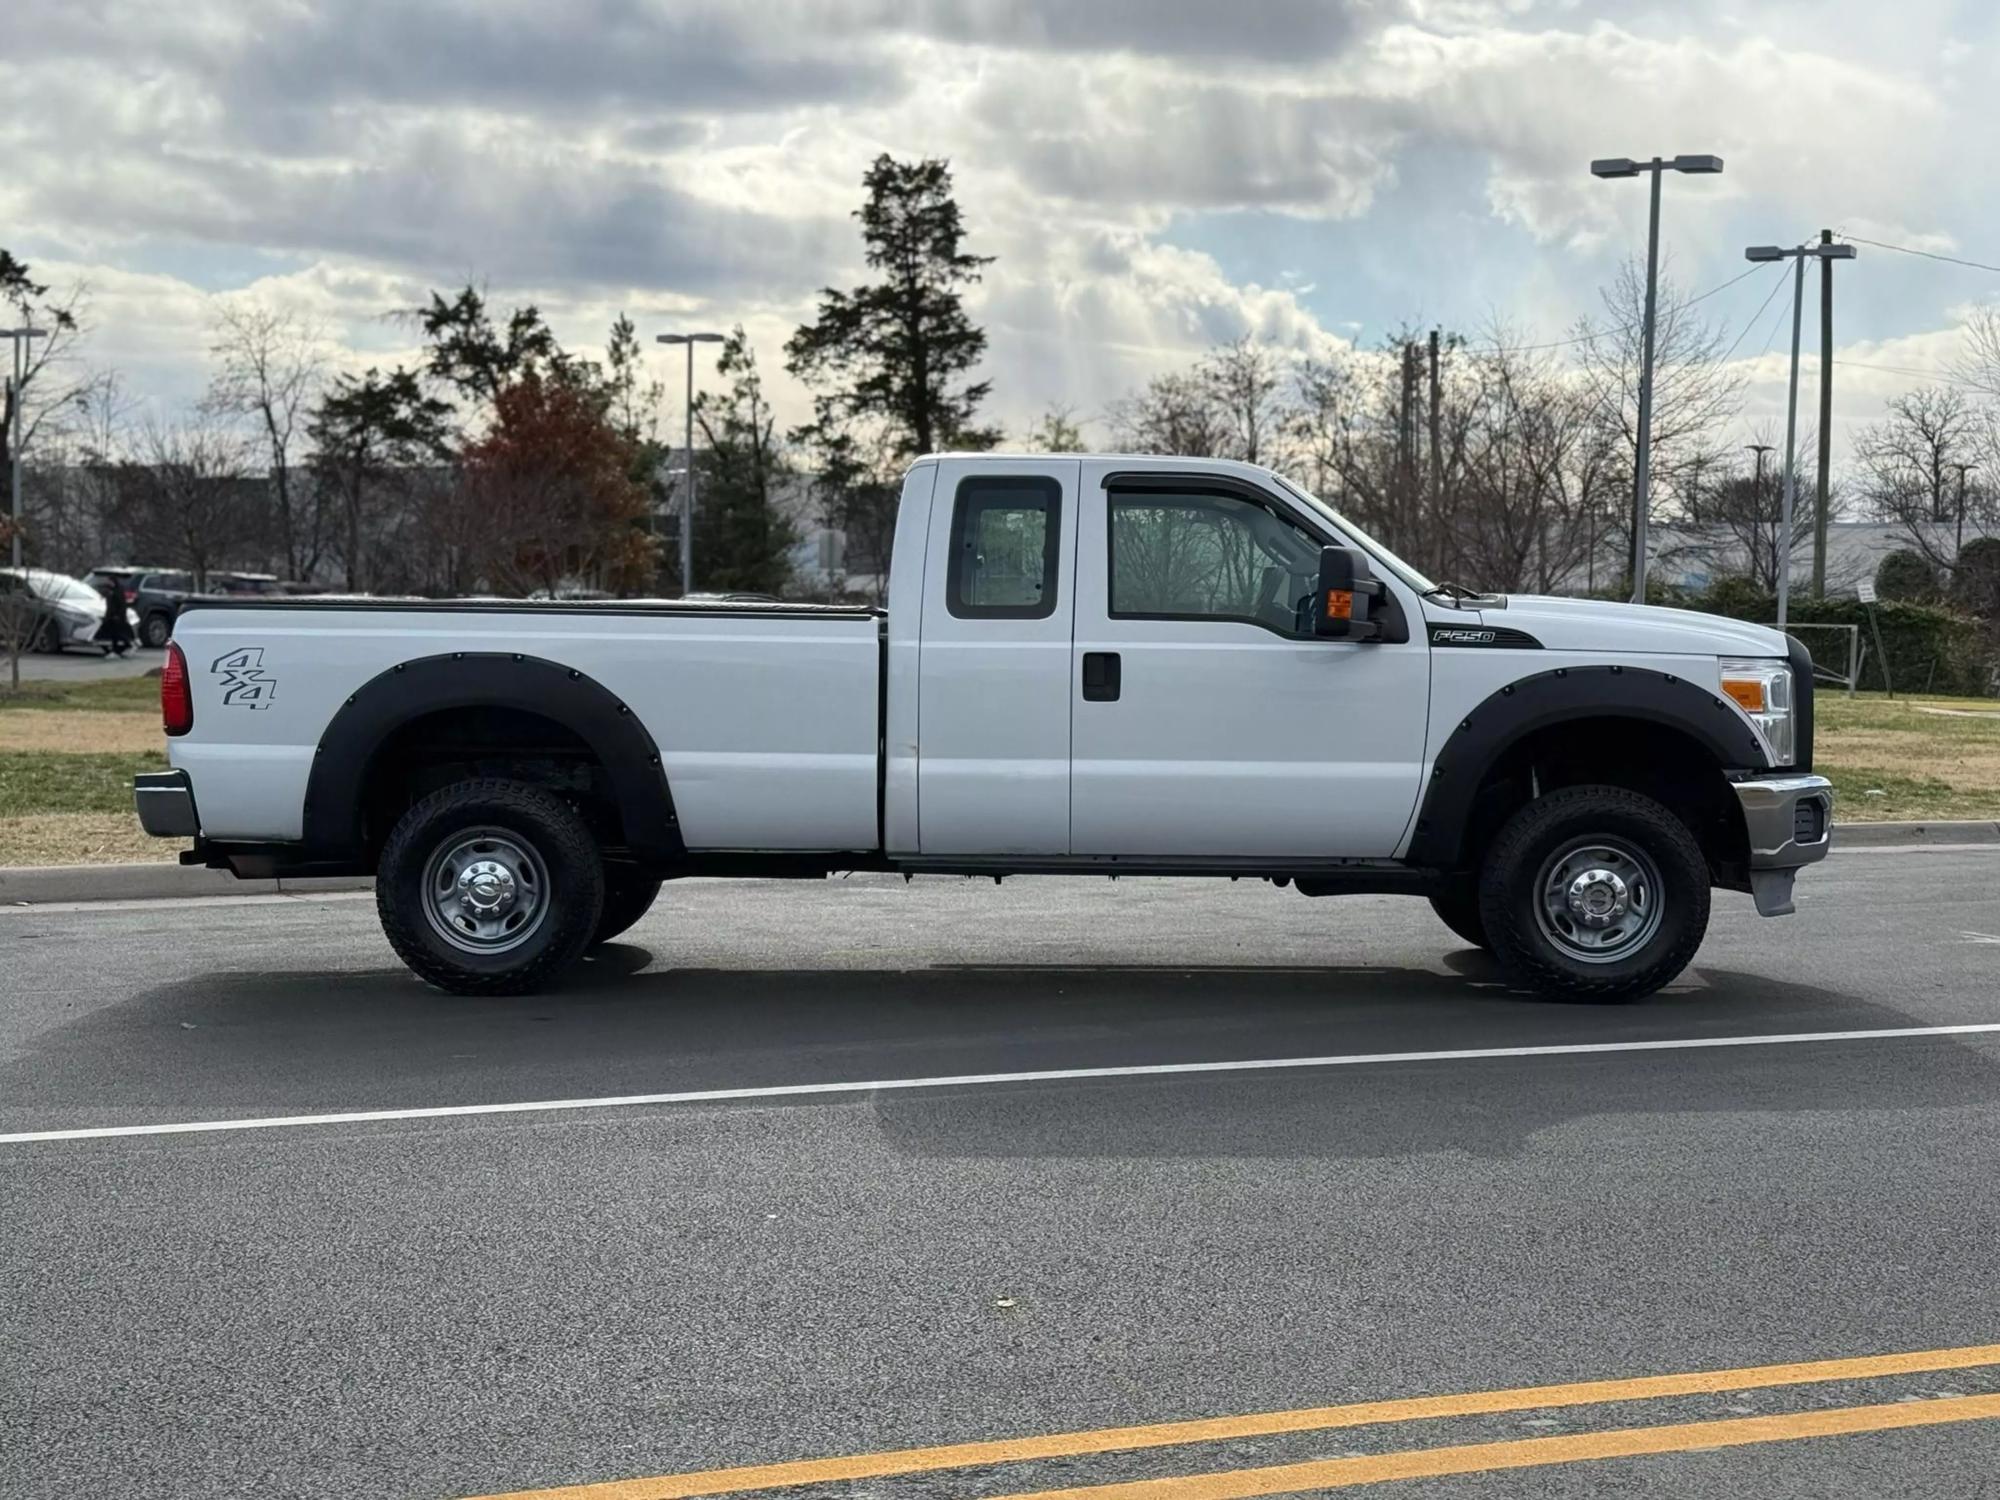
[8,1023,2000,1147]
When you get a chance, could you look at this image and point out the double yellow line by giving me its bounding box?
[468,1342,2000,1500]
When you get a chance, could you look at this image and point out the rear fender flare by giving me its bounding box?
[303,653,682,866]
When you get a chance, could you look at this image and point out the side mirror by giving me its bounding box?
[1311,546,1385,640]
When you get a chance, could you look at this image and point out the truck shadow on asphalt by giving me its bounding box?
[12,951,2000,1160]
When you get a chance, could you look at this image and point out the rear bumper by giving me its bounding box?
[1732,772,1833,915]
[134,770,200,838]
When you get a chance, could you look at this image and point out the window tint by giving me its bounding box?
[146,573,191,592]
[1109,490,1320,635]
[947,477,1061,619]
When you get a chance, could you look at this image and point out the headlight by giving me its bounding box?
[1719,657,1796,766]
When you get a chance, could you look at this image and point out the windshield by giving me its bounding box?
[1269,474,1437,595]
[31,571,105,607]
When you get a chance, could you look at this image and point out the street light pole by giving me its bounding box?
[655,330,726,596]
[1590,154,1724,604]
[1745,240,1857,630]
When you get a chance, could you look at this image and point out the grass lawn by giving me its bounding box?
[0,677,1993,868]
[0,677,182,863]
[1814,692,2000,821]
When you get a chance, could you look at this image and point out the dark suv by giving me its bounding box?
[130,570,194,648]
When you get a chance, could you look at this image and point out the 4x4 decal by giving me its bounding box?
[211,647,277,709]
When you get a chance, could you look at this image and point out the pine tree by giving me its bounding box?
[695,329,798,596]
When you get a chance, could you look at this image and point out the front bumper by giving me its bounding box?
[134,770,200,838]
[1732,773,1833,916]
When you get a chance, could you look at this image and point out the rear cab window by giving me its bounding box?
[946,476,1062,619]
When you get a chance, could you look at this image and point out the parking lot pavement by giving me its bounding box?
[6,645,161,683]
[4,847,2000,1498]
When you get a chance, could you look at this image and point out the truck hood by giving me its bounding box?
[1481,595,1789,657]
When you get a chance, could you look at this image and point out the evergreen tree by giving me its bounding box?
[786,155,996,590]
[694,329,799,596]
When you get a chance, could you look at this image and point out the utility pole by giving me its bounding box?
[655,330,726,595]
[1951,462,1978,563]
[4,326,51,570]
[1398,342,1418,552]
[1590,153,1724,602]
[1745,443,1774,589]
[1746,240,1855,628]
[1427,329,1442,563]
[1814,230,1836,597]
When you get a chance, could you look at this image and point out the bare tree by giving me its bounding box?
[1020,403,1087,453]
[1200,337,1290,466]
[208,303,330,581]
[1667,425,1822,593]
[114,422,256,590]
[1854,387,1995,577]
[1572,259,1746,577]
[1108,369,1228,458]
[0,252,92,489]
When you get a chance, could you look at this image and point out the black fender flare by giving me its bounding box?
[1405,663,1773,868]
[303,653,682,866]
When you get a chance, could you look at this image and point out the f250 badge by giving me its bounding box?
[211,647,277,710]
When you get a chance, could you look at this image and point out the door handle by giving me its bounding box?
[1082,651,1121,702]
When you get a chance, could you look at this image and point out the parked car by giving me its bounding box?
[1,567,138,653]
[130,570,194,648]
[138,453,1831,1001]
[212,572,284,596]
[81,565,167,607]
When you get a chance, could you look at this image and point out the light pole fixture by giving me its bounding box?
[1590,154,1724,604]
[655,331,727,596]
[1744,240,1856,628]
[3,326,51,570]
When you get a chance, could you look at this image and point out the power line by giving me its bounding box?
[1469,262,1773,355]
[1830,357,1991,392]
[1715,261,1792,365]
[1836,233,2000,276]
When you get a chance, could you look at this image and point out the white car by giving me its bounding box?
[1,567,137,653]
[135,454,1831,1000]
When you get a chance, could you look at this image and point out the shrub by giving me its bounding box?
[1876,549,1938,603]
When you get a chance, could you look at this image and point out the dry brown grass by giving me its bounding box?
[0,812,180,866]
[0,710,163,755]
[1815,694,2000,820]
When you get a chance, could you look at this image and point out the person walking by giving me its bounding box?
[95,578,134,657]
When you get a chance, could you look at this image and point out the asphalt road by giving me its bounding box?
[9,643,162,683]
[5,846,2000,1499]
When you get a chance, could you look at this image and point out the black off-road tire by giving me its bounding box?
[377,779,605,996]
[1477,784,1710,1002]
[592,874,662,946]
[1428,881,1490,951]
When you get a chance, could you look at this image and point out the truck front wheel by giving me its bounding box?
[1477,785,1709,1002]
[377,779,605,996]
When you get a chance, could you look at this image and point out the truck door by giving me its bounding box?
[917,457,1081,854]
[1068,464,1431,859]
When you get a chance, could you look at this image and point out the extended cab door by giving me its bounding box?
[1069,464,1431,859]
[916,457,1081,854]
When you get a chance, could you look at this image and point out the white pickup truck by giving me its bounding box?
[136,453,1831,999]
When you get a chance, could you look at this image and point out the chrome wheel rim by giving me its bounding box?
[1533,836,1663,964]
[421,828,549,955]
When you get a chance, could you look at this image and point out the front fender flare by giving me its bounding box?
[1406,663,1773,868]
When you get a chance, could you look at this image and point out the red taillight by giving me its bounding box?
[162,642,193,736]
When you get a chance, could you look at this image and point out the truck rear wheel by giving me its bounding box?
[592,874,662,946]
[1477,784,1709,1002]
[377,779,605,996]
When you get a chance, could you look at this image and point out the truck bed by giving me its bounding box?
[168,597,886,853]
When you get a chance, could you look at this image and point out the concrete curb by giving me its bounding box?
[0,863,372,904]
[1831,820,2000,847]
[4,820,1999,905]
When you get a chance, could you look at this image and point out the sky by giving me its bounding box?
[4,0,1999,467]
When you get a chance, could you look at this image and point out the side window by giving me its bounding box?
[947,476,1061,620]
[1108,490,1320,635]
